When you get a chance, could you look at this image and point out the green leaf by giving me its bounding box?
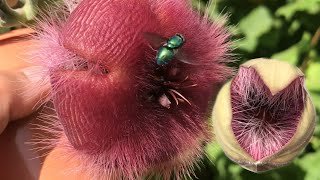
[271,32,312,65]
[259,19,283,49]
[311,136,320,150]
[306,62,320,92]
[288,20,301,35]
[271,46,301,65]
[205,142,237,179]
[239,6,273,38]
[191,0,206,12]
[297,151,320,180]
[0,27,10,34]
[237,6,273,52]
[309,91,320,112]
[228,164,243,180]
[276,0,320,20]
[236,37,259,53]
[205,142,223,161]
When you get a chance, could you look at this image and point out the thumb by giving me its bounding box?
[0,67,50,134]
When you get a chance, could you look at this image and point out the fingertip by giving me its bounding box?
[0,74,11,134]
[0,113,9,134]
[40,147,84,180]
[10,67,51,121]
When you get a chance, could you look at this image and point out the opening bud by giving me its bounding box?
[212,58,316,172]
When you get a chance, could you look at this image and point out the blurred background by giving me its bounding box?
[0,0,319,179]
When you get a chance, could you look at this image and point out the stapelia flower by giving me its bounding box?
[30,0,233,179]
[213,58,316,172]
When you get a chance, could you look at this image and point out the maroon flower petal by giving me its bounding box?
[31,0,233,178]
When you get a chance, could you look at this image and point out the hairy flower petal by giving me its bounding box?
[30,0,233,178]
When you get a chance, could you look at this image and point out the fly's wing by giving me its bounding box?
[175,50,202,65]
[143,32,168,49]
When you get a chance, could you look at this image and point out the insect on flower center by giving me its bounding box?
[147,65,197,109]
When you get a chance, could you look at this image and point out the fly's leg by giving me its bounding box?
[168,89,191,106]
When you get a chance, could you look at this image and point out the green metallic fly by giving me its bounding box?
[143,32,193,66]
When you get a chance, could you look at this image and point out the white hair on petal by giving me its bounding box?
[63,0,83,12]
[22,0,86,107]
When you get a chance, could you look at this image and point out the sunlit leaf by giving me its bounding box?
[271,32,312,65]
[288,20,301,35]
[271,46,300,65]
[236,37,258,52]
[309,92,320,112]
[297,151,320,180]
[239,6,273,38]
[306,62,320,91]
[276,0,320,20]
[311,136,320,150]
[205,142,223,160]
[237,6,273,52]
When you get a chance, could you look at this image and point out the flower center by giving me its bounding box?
[146,63,197,109]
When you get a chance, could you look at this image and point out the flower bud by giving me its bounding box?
[212,58,316,172]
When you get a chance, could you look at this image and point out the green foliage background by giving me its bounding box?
[191,0,320,179]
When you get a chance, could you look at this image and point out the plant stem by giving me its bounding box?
[300,27,320,73]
